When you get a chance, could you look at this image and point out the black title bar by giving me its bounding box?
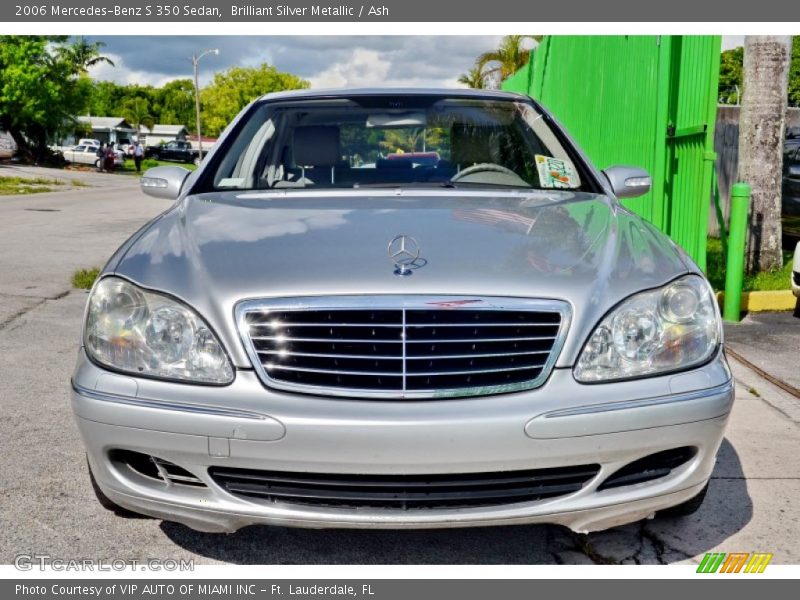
[4,0,800,22]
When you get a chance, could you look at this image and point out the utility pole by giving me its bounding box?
[737,36,791,274]
[192,48,219,163]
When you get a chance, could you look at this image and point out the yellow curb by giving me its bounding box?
[715,290,798,312]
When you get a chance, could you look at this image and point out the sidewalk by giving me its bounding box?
[724,311,800,393]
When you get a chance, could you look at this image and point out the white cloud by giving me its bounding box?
[88,52,184,87]
[85,36,503,89]
[308,48,391,88]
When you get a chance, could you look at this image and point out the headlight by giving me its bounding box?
[85,277,234,384]
[574,275,720,382]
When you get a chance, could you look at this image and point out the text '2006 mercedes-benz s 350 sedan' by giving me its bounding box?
[70,88,733,533]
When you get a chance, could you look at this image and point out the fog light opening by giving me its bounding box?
[109,449,206,488]
[598,446,697,490]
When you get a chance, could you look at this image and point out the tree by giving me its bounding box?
[157,79,195,131]
[718,47,744,104]
[200,64,309,137]
[57,37,115,75]
[737,36,792,274]
[717,38,800,106]
[476,35,539,89]
[790,37,800,107]
[121,96,155,138]
[0,36,90,162]
[458,66,486,90]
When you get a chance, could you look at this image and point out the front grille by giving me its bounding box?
[236,296,569,399]
[209,464,600,509]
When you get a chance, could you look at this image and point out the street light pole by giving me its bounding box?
[191,48,219,163]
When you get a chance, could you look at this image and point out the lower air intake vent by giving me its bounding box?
[110,450,206,487]
[599,447,696,490]
[208,464,600,509]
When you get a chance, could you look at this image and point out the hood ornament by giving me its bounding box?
[387,234,421,276]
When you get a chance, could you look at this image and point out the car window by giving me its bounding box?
[207,97,589,192]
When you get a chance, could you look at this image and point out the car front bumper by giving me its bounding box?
[71,349,734,533]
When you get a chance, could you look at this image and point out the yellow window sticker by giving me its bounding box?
[535,155,578,189]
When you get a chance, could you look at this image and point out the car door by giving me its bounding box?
[162,142,178,160]
[66,145,87,164]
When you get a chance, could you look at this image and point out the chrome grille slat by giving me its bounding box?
[405,336,557,343]
[250,336,403,343]
[266,365,402,377]
[265,363,546,377]
[236,296,571,400]
[251,322,558,328]
[256,349,551,360]
[257,350,404,360]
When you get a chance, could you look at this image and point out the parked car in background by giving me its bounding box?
[146,140,199,165]
[78,138,103,148]
[62,144,124,168]
[783,145,800,241]
[0,130,17,159]
[72,89,733,535]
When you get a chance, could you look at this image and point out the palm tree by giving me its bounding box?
[121,97,155,140]
[58,37,115,75]
[476,35,540,88]
[458,66,486,89]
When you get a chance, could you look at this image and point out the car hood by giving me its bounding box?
[112,189,693,368]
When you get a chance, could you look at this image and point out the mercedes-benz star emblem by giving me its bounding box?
[387,234,421,276]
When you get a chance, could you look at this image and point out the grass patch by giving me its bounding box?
[70,179,90,187]
[117,158,198,175]
[72,267,100,290]
[706,238,793,292]
[0,175,64,195]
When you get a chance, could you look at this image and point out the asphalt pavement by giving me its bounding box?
[1,167,799,565]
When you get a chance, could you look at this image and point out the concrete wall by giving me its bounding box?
[712,105,800,236]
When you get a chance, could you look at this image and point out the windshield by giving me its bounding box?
[207,96,589,192]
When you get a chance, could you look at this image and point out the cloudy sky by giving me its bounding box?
[85,36,744,89]
[86,36,507,88]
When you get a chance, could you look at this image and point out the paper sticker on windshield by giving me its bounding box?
[535,155,578,189]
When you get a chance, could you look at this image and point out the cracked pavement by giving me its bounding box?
[1,167,799,565]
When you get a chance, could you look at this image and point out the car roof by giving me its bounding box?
[257,87,529,103]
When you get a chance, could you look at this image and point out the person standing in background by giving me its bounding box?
[104,144,115,173]
[95,143,105,172]
[133,140,144,174]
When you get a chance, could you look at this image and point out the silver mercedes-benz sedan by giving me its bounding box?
[70,88,732,533]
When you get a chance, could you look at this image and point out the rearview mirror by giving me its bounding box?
[140,166,191,200]
[366,112,427,128]
[603,166,652,199]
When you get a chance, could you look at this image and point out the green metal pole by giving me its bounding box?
[723,182,751,322]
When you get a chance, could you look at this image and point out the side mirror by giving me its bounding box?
[787,164,800,179]
[603,166,652,199]
[140,166,191,200]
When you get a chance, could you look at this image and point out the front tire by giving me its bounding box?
[656,482,709,518]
